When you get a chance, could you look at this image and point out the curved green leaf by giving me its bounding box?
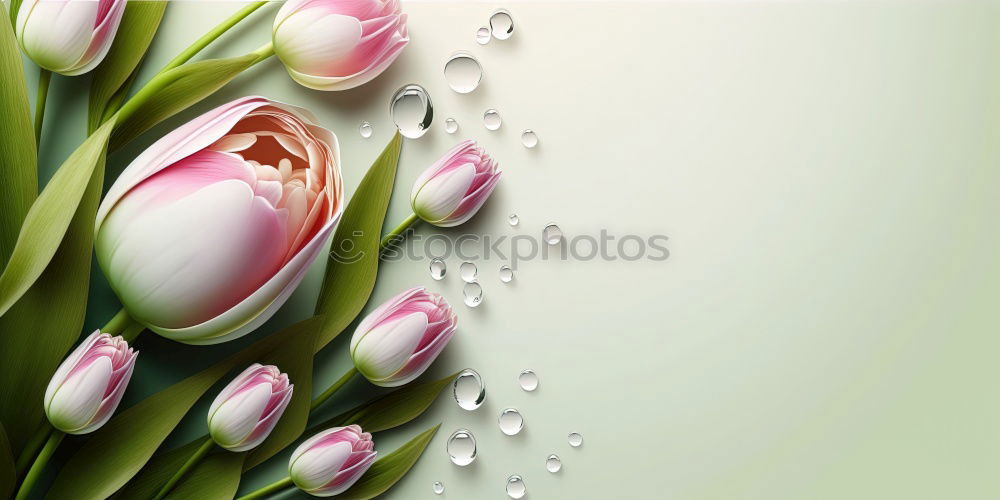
[0,423,14,499]
[164,452,245,500]
[113,438,206,499]
[339,424,441,500]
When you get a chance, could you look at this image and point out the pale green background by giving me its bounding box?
[29,0,1000,498]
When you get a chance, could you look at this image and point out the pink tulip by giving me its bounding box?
[272,0,409,91]
[207,364,293,452]
[95,96,344,345]
[350,287,457,387]
[410,140,501,227]
[44,331,137,434]
[16,0,127,75]
[289,425,376,497]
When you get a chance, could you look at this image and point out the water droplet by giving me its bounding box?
[359,121,373,139]
[483,109,502,131]
[444,52,483,94]
[543,224,563,245]
[429,258,446,280]
[390,84,433,139]
[498,265,513,283]
[433,481,445,494]
[518,370,538,391]
[447,429,477,466]
[498,408,524,435]
[546,454,562,473]
[490,9,514,41]
[508,213,519,226]
[506,475,526,499]
[476,26,491,45]
[520,129,538,148]
[453,368,485,410]
[463,281,483,307]
[445,118,459,134]
[460,261,477,283]
[568,432,583,447]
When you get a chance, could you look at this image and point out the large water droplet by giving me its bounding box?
[463,282,483,307]
[390,84,433,139]
[490,9,514,41]
[433,481,445,495]
[445,117,459,134]
[546,454,562,473]
[483,109,502,131]
[568,432,583,447]
[498,408,524,435]
[460,261,477,283]
[506,475,526,499]
[447,429,477,466]
[543,224,563,245]
[499,265,513,283]
[521,129,538,148]
[359,121,373,139]
[453,368,485,410]
[444,52,482,94]
[508,213,519,226]
[429,258,446,280]
[476,26,491,45]
[518,370,538,391]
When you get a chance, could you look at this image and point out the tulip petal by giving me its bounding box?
[210,383,272,449]
[47,357,113,434]
[411,162,477,223]
[17,0,97,73]
[352,312,428,382]
[274,13,363,76]
[291,442,353,491]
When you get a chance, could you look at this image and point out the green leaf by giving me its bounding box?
[0,423,14,499]
[0,10,37,267]
[164,452,245,500]
[8,0,22,28]
[0,120,114,318]
[339,424,441,500]
[88,1,168,133]
[112,438,207,499]
[109,53,261,151]
[314,133,403,346]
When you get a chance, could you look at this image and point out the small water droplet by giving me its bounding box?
[520,129,538,148]
[506,475,526,499]
[445,118,459,134]
[508,213,519,226]
[390,84,433,139]
[460,261,477,283]
[463,281,483,307]
[546,454,562,473]
[444,52,483,94]
[543,224,563,245]
[499,265,513,283]
[476,26,491,45]
[433,481,445,494]
[447,429,477,466]
[453,368,485,410]
[359,121,373,139]
[483,109,502,131]
[568,432,583,447]
[498,408,524,435]
[490,9,514,41]
[518,370,538,391]
[429,258,446,280]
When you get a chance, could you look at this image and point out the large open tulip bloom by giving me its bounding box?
[411,140,501,227]
[208,364,293,452]
[16,0,127,76]
[95,96,344,345]
[289,425,376,497]
[350,287,457,387]
[272,0,409,91]
[44,331,137,434]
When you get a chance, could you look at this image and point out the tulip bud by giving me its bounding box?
[350,287,457,387]
[410,140,501,227]
[272,0,409,91]
[207,364,293,452]
[289,425,376,497]
[44,331,137,434]
[16,0,127,76]
[95,96,344,345]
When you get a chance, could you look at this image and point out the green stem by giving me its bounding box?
[159,1,269,74]
[13,424,51,477]
[250,42,275,62]
[380,213,421,250]
[14,430,64,500]
[33,68,51,148]
[311,367,358,411]
[152,437,215,500]
[99,308,130,335]
[236,476,294,500]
